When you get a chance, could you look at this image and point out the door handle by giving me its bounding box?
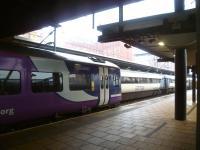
[101,76,104,89]
[105,75,108,89]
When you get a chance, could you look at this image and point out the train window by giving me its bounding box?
[138,78,141,83]
[121,77,126,83]
[151,79,160,83]
[133,77,137,83]
[113,75,120,87]
[137,78,141,83]
[131,77,134,83]
[126,77,131,83]
[31,72,63,93]
[121,77,139,84]
[69,74,91,91]
[149,78,152,83]
[141,78,144,83]
[170,79,175,83]
[0,70,20,95]
[121,77,127,83]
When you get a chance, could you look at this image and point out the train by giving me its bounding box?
[121,68,192,101]
[121,69,174,101]
[0,45,192,126]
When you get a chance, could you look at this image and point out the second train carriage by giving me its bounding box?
[120,69,192,101]
[0,45,121,125]
[120,69,163,101]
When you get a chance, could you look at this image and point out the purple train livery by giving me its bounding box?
[0,44,121,125]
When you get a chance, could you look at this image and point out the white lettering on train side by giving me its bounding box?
[0,108,15,116]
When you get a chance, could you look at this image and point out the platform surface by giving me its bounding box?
[0,91,196,150]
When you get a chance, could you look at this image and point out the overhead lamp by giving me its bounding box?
[158,41,165,46]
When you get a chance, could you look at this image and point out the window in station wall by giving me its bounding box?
[185,0,196,10]
[59,14,96,43]
[94,7,119,27]
[123,0,174,21]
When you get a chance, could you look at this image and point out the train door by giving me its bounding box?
[99,67,109,106]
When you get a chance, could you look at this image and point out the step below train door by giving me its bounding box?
[99,67,109,106]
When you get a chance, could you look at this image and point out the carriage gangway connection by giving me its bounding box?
[0,90,196,150]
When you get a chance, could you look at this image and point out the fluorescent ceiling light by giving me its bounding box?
[158,41,165,46]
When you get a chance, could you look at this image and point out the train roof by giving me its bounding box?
[0,41,119,69]
[54,51,119,68]
[121,69,163,79]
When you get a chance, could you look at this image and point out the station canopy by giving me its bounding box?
[0,0,141,38]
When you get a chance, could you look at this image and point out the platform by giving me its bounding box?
[0,91,196,150]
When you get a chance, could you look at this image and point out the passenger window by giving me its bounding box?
[152,79,156,83]
[142,78,146,83]
[31,72,63,93]
[0,70,20,95]
[138,78,141,83]
[135,78,138,83]
[133,77,137,83]
[121,77,127,83]
[151,79,160,83]
[69,74,91,91]
[132,78,135,83]
[113,75,120,87]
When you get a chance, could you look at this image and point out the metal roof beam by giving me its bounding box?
[98,10,195,43]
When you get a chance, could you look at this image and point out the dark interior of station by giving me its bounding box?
[0,0,200,149]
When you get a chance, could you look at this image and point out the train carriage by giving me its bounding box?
[121,69,163,101]
[0,45,121,125]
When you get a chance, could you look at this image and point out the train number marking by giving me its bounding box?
[0,108,15,116]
